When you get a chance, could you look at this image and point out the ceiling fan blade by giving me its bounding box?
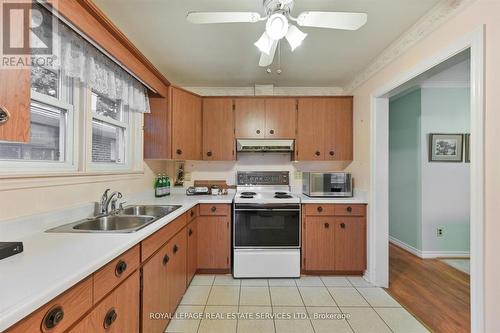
[187,12,262,24]
[259,40,278,67]
[296,11,367,30]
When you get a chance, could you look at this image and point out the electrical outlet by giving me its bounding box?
[437,228,444,237]
[294,171,302,180]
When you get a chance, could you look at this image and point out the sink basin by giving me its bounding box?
[73,215,155,232]
[120,205,181,217]
[46,204,181,233]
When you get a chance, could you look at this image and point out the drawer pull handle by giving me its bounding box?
[115,260,128,277]
[347,206,353,213]
[329,150,335,156]
[256,129,261,134]
[207,151,213,157]
[0,106,10,125]
[188,228,193,236]
[317,206,323,213]
[103,308,117,329]
[211,206,217,212]
[176,149,182,155]
[269,129,275,134]
[340,223,346,229]
[190,210,194,217]
[324,222,329,228]
[173,244,179,254]
[43,306,64,329]
[315,151,321,156]
[163,254,170,265]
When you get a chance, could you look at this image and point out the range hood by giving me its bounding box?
[236,139,294,153]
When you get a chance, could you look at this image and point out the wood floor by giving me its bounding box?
[385,243,470,333]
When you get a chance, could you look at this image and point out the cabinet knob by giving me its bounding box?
[173,244,179,254]
[315,151,321,156]
[103,308,117,329]
[269,129,275,134]
[211,206,217,212]
[0,106,10,125]
[317,206,323,212]
[340,223,346,229]
[329,150,335,156]
[256,129,261,134]
[190,210,194,217]
[188,228,193,236]
[163,254,169,265]
[176,149,182,155]
[324,222,330,228]
[115,260,128,277]
[207,151,212,157]
[347,206,352,213]
[43,306,64,329]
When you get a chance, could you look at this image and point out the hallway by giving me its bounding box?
[386,243,470,333]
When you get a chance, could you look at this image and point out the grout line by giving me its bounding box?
[195,275,215,333]
[295,278,316,333]
[323,278,356,333]
[353,286,395,333]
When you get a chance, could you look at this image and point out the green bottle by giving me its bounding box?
[154,174,162,198]
[165,176,171,196]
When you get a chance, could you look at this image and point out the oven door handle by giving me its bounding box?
[235,209,300,212]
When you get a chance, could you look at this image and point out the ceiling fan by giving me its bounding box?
[186,0,367,67]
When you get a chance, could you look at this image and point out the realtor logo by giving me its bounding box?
[1,0,55,68]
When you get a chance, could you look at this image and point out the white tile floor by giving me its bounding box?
[166,274,429,333]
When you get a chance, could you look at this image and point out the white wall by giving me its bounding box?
[420,87,470,253]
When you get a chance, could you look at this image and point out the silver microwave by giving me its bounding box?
[302,172,353,197]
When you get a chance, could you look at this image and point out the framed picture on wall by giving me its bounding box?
[428,133,464,162]
[464,133,471,163]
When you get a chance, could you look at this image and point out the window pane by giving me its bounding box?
[91,92,122,121]
[31,64,59,98]
[92,120,125,164]
[0,102,65,161]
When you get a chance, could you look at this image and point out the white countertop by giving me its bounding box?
[0,189,367,331]
[0,192,234,332]
[297,190,368,204]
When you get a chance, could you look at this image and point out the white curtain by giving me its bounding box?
[50,18,150,113]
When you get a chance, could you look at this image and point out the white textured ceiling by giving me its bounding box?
[93,0,440,87]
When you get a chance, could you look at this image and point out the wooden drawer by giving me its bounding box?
[5,278,92,333]
[93,245,140,303]
[69,271,140,333]
[303,204,335,216]
[187,205,198,222]
[333,204,366,217]
[141,213,188,261]
[199,204,230,216]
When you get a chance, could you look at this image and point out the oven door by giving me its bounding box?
[234,204,300,248]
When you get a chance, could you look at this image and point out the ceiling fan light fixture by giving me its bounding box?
[254,31,274,55]
[285,24,307,51]
[265,13,289,40]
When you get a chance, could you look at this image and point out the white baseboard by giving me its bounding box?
[389,236,470,259]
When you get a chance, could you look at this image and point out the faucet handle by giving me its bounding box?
[119,201,127,211]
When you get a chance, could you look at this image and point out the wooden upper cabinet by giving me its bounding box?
[234,98,265,138]
[324,97,353,161]
[202,98,235,160]
[171,87,202,160]
[296,98,326,160]
[144,94,171,159]
[296,97,353,161]
[265,98,297,138]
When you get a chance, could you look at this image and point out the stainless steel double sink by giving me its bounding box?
[46,205,181,233]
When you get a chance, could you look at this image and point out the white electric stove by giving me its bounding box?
[233,171,301,278]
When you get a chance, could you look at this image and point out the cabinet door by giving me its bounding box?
[334,218,366,271]
[234,98,265,138]
[197,216,230,269]
[265,98,297,138]
[296,98,325,160]
[202,98,235,160]
[187,219,198,284]
[69,271,139,333]
[142,242,171,333]
[324,97,353,161]
[168,229,187,313]
[303,216,335,271]
[171,87,202,160]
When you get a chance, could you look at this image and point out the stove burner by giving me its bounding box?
[274,193,293,199]
[241,192,257,196]
[240,195,254,199]
[275,192,288,195]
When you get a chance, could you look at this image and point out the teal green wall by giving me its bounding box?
[389,89,422,250]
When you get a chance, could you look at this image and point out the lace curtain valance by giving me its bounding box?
[47,13,150,113]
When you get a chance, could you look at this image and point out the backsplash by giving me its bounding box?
[168,154,352,191]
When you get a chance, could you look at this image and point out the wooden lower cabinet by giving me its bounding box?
[168,230,187,313]
[186,218,198,284]
[69,271,139,333]
[302,204,366,272]
[197,204,231,270]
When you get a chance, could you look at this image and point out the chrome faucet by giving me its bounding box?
[100,189,123,215]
